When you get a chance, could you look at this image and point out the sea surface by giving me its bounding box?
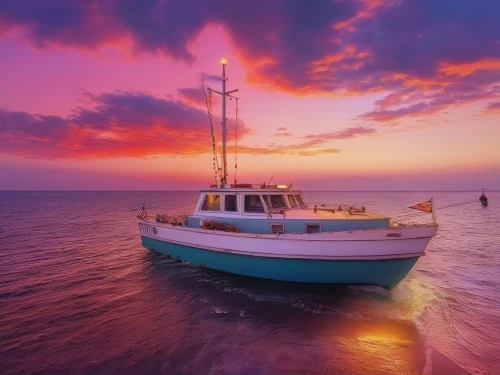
[0,191,499,375]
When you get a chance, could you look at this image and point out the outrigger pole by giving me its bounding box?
[207,57,238,188]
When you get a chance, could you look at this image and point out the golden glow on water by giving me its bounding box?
[337,323,424,375]
[356,332,412,348]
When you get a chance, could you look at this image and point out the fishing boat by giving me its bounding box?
[479,189,488,206]
[138,59,438,288]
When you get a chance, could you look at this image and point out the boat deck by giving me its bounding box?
[186,207,391,234]
[282,209,388,220]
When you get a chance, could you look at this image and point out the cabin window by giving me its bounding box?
[295,195,307,209]
[224,195,238,212]
[244,195,265,213]
[263,194,287,209]
[270,223,285,234]
[287,195,298,208]
[306,224,321,233]
[201,194,221,211]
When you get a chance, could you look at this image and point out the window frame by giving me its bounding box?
[287,194,298,208]
[243,194,267,214]
[200,194,222,212]
[295,194,307,209]
[223,194,239,213]
[263,194,288,210]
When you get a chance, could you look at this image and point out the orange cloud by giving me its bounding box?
[0,91,253,159]
[438,59,500,77]
[0,91,344,159]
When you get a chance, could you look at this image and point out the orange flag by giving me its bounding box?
[409,200,432,213]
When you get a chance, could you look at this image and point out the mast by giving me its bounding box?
[221,58,228,186]
[207,57,238,188]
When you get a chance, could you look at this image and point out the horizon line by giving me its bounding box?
[1,189,497,193]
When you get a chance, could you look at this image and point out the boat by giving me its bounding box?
[138,58,438,288]
[479,189,488,206]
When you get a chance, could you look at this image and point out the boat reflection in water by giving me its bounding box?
[140,252,468,375]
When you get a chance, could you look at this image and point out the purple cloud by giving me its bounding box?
[361,75,500,122]
[303,126,377,140]
[480,100,500,115]
[0,110,68,140]
[273,127,292,137]
[71,91,210,130]
[177,87,206,106]
[0,91,253,159]
[201,73,223,83]
[1,0,500,122]
[0,1,357,67]
[0,91,341,159]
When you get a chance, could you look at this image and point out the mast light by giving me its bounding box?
[220,57,228,65]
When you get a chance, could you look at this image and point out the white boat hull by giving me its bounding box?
[138,222,437,287]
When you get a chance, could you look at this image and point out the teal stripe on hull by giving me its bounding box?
[141,237,418,288]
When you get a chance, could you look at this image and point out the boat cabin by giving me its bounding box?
[194,188,307,216]
[184,185,390,234]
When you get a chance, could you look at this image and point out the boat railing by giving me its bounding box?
[155,214,187,226]
[307,203,367,214]
[209,183,291,190]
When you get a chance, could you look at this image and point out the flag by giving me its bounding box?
[409,200,432,213]
[137,204,148,220]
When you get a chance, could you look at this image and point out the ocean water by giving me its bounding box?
[0,191,499,375]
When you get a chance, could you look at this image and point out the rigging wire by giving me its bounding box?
[392,199,480,220]
[203,84,220,185]
[309,198,482,221]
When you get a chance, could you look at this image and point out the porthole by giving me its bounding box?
[153,227,157,235]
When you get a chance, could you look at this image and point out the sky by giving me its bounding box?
[1,0,499,191]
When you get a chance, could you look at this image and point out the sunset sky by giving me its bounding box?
[1,0,499,190]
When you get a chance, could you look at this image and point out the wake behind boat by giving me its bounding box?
[138,59,438,288]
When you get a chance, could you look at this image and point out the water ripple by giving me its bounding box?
[0,191,498,375]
